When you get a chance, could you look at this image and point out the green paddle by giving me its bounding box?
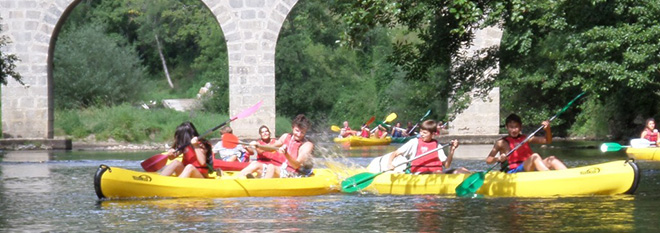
[600,142,629,152]
[455,92,586,197]
[341,143,450,193]
[601,139,655,152]
[407,109,432,135]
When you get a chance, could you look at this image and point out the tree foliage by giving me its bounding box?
[331,0,506,118]
[53,23,147,109]
[498,0,660,138]
[0,17,22,86]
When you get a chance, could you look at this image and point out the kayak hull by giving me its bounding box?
[333,136,391,146]
[94,165,339,199]
[626,147,660,161]
[369,160,639,197]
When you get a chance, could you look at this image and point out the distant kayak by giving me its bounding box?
[626,147,660,161]
[333,136,391,146]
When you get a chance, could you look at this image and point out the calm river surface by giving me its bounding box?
[1,141,659,232]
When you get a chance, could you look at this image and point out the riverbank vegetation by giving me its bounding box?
[39,0,660,142]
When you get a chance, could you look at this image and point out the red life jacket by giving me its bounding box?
[502,135,533,170]
[181,145,208,175]
[360,128,370,137]
[376,129,385,138]
[644,129,658,142]
[409,139,443,173]
[255,139,285,166]
[283,134,305,173]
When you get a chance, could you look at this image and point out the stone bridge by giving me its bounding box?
[0,0,501,146]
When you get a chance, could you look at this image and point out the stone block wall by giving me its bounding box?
[0,0,298,139]
[448,25,503,135]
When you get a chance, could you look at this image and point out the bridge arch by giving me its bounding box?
[1,0,297,139]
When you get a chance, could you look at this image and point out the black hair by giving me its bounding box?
[505,114,522,126]
[173,121,199,149]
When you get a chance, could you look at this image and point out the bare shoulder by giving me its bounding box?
[302,141,314,150]
[492,139,508,151]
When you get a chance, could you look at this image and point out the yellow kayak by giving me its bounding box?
[94,165,339,199]
[334,136,392,146]
[626,147,660,161]
[368,160,639,197]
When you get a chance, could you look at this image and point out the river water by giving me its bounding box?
[1,141,659,232]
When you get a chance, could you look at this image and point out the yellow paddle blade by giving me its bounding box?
[330,125,341,132]
[384,113,397,123]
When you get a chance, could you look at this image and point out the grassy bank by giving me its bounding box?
[54,104,292,143]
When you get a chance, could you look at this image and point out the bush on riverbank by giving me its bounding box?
[54,104,292,143]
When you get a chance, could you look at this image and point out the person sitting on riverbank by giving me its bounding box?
[641,118,660,147]
[263,114,314,178]
[486,114,567,173]
[160,121,212,178]
[212,126,248,162]
[237,125,284,178]
[386,120,469,174]
[339,121,357,138]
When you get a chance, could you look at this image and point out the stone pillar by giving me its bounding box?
[0,0,65,138]
[206,0,297,139]
[448,25,503,136]
[448,87,500,135]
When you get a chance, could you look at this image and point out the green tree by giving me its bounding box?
[331,0,505,117]
[0,17,22,85]
[53,23,147,109]
[498,0,660,138]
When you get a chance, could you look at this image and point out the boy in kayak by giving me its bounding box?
[386,120,469,174]
[263,114,314,178]
[640,118,660,147]
[212,126,248,162]
[486,113,567,173]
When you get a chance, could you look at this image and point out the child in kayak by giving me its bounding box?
[486,113,567,173]
[386,120,469,174]
[212,126,248,162]
[237,125,284,178]
[160,121,212,178]
[641,118,660,147]
[263,114,314,178]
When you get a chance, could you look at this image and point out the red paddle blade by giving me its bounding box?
[141,153,168,172]
[365,116,376,126]
[222,133,240,149]
[231,100,263,120]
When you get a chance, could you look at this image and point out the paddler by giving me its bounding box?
[160,121,212,178]
[486,113,567,173]
[236,125,285,178]
[386,120,469,174]
[640,118,660,147]
[263,114,314,178]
